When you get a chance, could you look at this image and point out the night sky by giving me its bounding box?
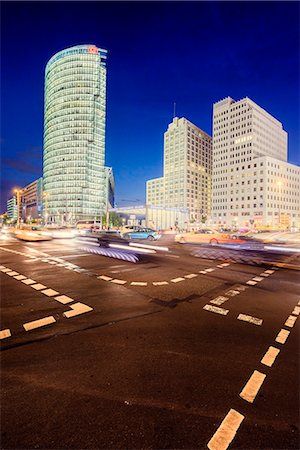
[1,1,299,212]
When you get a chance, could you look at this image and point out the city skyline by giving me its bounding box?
[1,1,299,212]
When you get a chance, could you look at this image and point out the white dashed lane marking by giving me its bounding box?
[246,280,257,286]
[203,305,229,316]
[41,288,60,297]
[63,302,93,318]
[207,409,244,450]
[184,273,198,279]
[54,295,74,304]
[292,306,300,316]
[23,316,56,331]
[275,329,290,344]
[130,281,147,286]
[240,370,266,403]
[98,275,112,281]
[14,275,27,280]
[171,277,185,283]
[285,315,297,328]
[210,296,228,306]
[7,271,19,276]
[1,268,11,273]
[21,279,36,285]
[252,276,264,282]
[153,281,169,286]
[31,283,47,291]
[237,314,263,326]
[0,329,11,340]
[110,279,127,285]
[261,346,280,367]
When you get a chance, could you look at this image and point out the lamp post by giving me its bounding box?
[14,189,22,228]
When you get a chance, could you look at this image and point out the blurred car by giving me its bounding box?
[14,227,53,241]
[43,227,77,239]
[97,230,129,247]
[122,228,161,241]
[119,225,144,234]
[175,228,240,245]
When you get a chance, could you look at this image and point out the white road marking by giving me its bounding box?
[0,265,6,269]
[63,302,93,318]
[41,288,60,297]
[110,267,136,273]
[220,263,230,267]
[261,346,280,367]
[225,290,240,297]
[0,329,11,339]
[265,270,275,274]
[1,268,11,272]
[210,296,228,306]
[285,315,297,328]
[260,273,270,277]
[171,277,185,283]
[292,306,300,316]
[237,314,263,326]
[153,281,169,286]
[217,264,224,268]
[130,281,147,286]
[275,329,290,344]
[54,295,74,304]
[31,283,47,291]
[184,273,198,279]
[14,275,27,280]
[252,276,264,282]
[246,280,257,285]
[199,270,207,274]
[98,275,113,281]
[110,279,127,285]
[207,408,244,450]
[240,370,266,403]
[205,268,215,272]
[7,271,19,276]
[23,316,56,331]
[203,305,229,315]
[21,279,36,285]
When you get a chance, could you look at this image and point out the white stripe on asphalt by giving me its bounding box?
[240,370,266,403]
[261,346,280,367]
[130,281,147,286]
[0,329,11,339]
[171,277,185,283]
[275,329,290,344]
[252,277,264,282]
[98,275,112,281]
[237,314,263,326]
[292,306,300,316]
[265,270,275,274]
[246,280,257,285]
[220,263,230,267]
[210,296,228,306]
[14,275,27,280]
[153,281,169,286]
[184,273,198,279]
[207,409,244,450]
[21,279,36,285]
[199,270,207,274]
[31,283,47,290]
[110,279,127,285]
[41,289,60,297]
[203,305,229,315]
[260,273,270,277]
[54,295,74,304]
[225,290,240,297]
[7,271,19,276]
[205,268,215,272]
[23,316,56,331]
[1,268,11,272]
[63,302,93,318]
[285,315,297,328]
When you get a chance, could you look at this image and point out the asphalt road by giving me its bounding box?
[1,235,299,449]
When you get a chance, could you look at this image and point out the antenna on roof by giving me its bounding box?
[173,102,176,119]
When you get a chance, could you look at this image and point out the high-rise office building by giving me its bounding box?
[212,96,299,228]
[147,117,212,228]
[43,44,107,224]
[21,177,43,221]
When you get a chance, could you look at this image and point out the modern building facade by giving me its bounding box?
[104,167,115,210]
[212,97,299,228]
[21,177,43,221]
[7,197,17,220]
[43,44,108,224]
[147,117,212,229]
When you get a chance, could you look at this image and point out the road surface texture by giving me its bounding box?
[1,235,299,449]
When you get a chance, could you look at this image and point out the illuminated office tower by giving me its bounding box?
[211,97,299,228]
[147,117,212,228]
[43,44,107,224]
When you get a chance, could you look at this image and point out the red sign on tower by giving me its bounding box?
[88,46,98,54]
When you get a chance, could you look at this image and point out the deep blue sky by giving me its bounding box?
[1,1,299,212]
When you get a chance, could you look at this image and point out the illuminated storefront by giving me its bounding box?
[43,44,107,224]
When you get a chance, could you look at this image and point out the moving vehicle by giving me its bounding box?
[122,228,161,241]
[14,226,53,242]
[175,228,233,245]
[43,227,77,239]
[76,220,101,235]
[97,230,129,247]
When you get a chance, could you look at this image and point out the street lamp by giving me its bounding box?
[14,188,22,228]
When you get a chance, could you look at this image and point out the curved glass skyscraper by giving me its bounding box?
[43,44,107,224]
